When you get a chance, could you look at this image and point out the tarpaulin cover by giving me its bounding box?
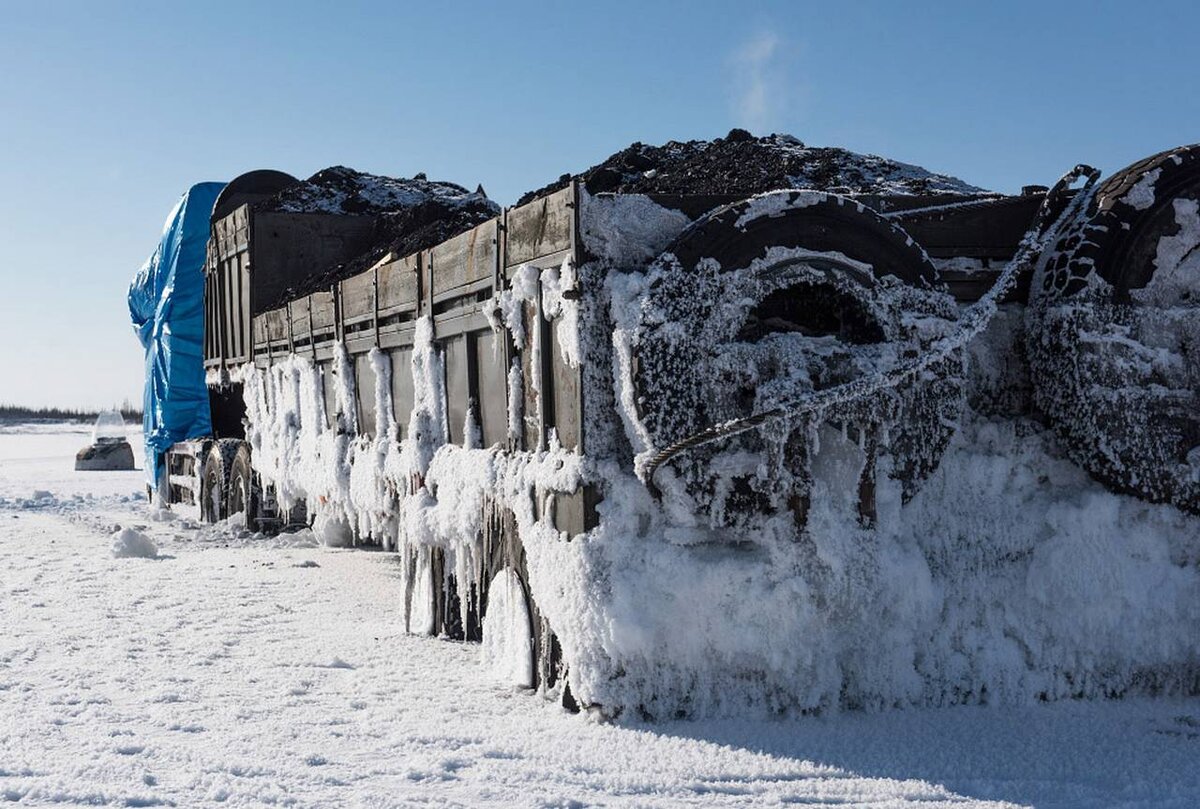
[128,182,225,484]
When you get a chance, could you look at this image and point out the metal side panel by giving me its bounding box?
[472,329,508,450]
[249,211,377,316]
[319,360,338,430]
[354,351,378,438]
[388,345,415,439]
[549,321,581,452]
[443,335,469,446]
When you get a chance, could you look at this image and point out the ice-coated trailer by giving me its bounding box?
[143,136,1200,718]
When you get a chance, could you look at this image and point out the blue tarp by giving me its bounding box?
[128,182,225,485]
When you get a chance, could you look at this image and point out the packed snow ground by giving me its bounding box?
[1,423,1198,808]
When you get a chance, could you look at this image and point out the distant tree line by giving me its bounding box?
[0,402,142,423]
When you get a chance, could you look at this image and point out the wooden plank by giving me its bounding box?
[430,219,498,303]
[340,268,375,327]
[290,296,311,343]
[310,290,336,342]
[505,185,574,269]
[377,254,419,316]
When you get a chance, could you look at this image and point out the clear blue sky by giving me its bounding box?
[1,0,1197,410]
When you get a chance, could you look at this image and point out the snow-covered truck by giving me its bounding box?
[133,134,1200,717]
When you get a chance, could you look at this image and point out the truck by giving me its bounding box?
[132,134,1200,718]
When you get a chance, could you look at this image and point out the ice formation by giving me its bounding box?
[233,186,1200,720]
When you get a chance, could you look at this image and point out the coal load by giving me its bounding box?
[518,130,986,205]
[258,166,499,304]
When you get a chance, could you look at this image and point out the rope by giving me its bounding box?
[638,165,1101,485]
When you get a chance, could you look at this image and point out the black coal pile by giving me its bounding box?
[259,166,499,304]
[518,130,986,205]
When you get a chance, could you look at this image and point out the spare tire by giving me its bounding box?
[1028,145,1200,513]
[629,190,964,527]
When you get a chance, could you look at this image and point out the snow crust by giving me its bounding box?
[3,424,1198,807]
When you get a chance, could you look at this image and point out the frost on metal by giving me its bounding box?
[234,188,1200,720]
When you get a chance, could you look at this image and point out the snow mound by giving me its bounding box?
[110,527,158,559]
[519,130,988,204]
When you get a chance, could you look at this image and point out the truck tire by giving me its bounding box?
[479,503,563,695]
[1028,145,1200,513]
[199,439,251,525]
[631,190,963,526]
[429,547,481,642]
[481,567,536,688]
[404,547,437,636]
[226,443,261,532]
[199,445,229,524]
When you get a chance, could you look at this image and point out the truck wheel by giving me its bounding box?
[427,547,481,641]
[481,567,535,688]
[479,504,563,694]
[1028,144,1200,513]
[199,446,228,524]
[631,190,963,526]
[226,443,260,532]
[404,547,437,636]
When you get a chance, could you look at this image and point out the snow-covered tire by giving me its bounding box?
[200,443,228,524]
[227,443,260,532]
[199,439,251,525]
[403,547,437,636]
[1028,145,1200,513]
[428,548,481,642]
[481,567,536,688]
[631,190,964,525]
[479,503,565,697]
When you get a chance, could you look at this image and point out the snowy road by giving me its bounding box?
[1,424,1198,807]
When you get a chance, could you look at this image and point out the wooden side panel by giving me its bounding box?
[505,186,573,269]
[290,297,311,345]
[310,290,337,345]
[378,254,419,316]
[340,268,375,332]
[430,220,498,303]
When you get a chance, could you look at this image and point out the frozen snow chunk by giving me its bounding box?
[31,490,53,501]
[111,527,159,559]
[149,508,176,523]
